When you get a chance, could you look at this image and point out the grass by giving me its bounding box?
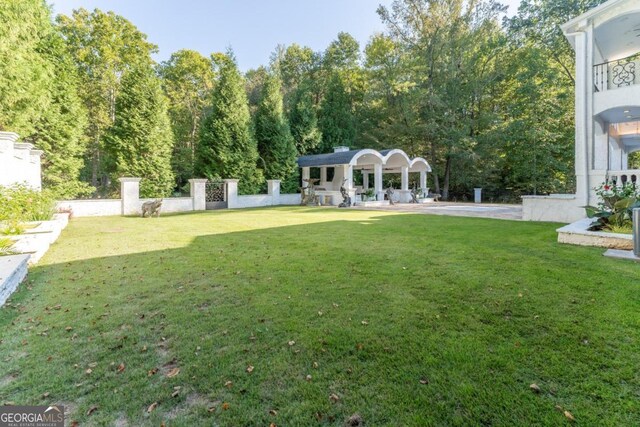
[0,207,638,426]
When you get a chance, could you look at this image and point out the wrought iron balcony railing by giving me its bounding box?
[593,52,640,92]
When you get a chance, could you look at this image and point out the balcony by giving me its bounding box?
[594,52,640,92]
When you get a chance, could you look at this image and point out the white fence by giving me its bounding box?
[57,177,301,217]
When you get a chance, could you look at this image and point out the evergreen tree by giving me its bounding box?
[319,74,356,152]
[196,54,263,194]
[255,73,298,192]
[289,82,322,155]
[0,0,53,135]
[29,30,92,198]
[158,49,215,191]
[105,66,175,197]
[57,8,157,192]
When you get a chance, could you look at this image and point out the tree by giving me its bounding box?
[196,53,263,194]
[105,66,175,198]
[0,0,53,135]
[29,29,92,198]
[57,8,157,192]
[255,73,298,192]
[319,74,356,152]
[158,49,215,190]
[289,82,322,155]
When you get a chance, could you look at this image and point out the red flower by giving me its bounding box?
[603,185,610,191]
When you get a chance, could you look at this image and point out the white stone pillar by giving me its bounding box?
[374,163,383,201]
[267,179,281,205]
[320,167,327,185]
[29,149,43,191]
[189,178,208,211]
[401,166,409,191]
[363,172,369,189]
[344,165,354,189]
[119,177,141,216]
[302,167,310,187]
[419,171,427,195]
[224,179,239,209]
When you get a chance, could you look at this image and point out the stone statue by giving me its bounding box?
[338,179,351,208]
[410,186,419,203]
[141,199,163,217]
[386,187,395,205]
[300,179,321,206]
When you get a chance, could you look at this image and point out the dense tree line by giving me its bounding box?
[0,0,606,200]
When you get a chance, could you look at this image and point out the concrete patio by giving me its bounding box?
[352,202,523,220]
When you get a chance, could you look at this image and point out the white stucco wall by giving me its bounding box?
[522,195,586,223]
[57,200,122,217]
[0,132,42,190]
[280,194,301,205]
[139,197,193,213]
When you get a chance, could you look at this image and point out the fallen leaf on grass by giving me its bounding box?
[70,421,79,427]
[329,393,340,403]
[361,321,368,326]
[224,380,233,388]
[288,341,295,346]
[147,402,158,413]
[148,368,158,376]
[85,368,92,375]
[65,327,73,331]
[207,406,216,413]
[86,405,98,416]
[222,402,229,410]
[269,409,278,416]
[246,365,254,373]
[346,413,364,426]
[42,392,50,399]
[117,363,125,373]
[141,345,147,352]
[313,362,318,369]
[419,378,429,385]
[166,367,180,378]
[171,389,180,398]
[305,375,312,381]
[564,411,575,422]
[529,383,541,393]
[270,423,276,427]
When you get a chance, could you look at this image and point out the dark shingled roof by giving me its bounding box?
[297,150,366,167]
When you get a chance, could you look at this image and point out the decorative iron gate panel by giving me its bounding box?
[206,181,227,209]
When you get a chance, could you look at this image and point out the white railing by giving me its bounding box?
[608,169,640,186]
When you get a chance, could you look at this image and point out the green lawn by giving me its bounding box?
[0,207,638,426]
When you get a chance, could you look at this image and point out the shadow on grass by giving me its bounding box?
[0,210,638,426]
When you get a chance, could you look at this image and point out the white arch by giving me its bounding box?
[409,157,432,173]
[381,149,411,167]
[349,149,384,166]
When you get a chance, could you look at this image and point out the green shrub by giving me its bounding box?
[0,184,56,222]
[586,182,640,231]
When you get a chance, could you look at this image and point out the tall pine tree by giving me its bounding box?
[319,74,356,152]
[105,66,175,198]
[289,82,322,155]
[255,73,298,192]
[196,54,263,194]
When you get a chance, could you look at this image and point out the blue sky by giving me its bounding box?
[51,0,521,71]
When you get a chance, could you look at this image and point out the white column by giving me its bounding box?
[267,179,281,205]
[401,166,409,191]
[320,167,327,185]
[189,178,208,211]
[374,163,383,201]
[344,165,354,189]
[29,149,43,190]
[302,167,310,187]
[419,171,427,195]
[363,172,369,189]
[224,179,239,209]
[572,26,589,205]
[119,177,141,216]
